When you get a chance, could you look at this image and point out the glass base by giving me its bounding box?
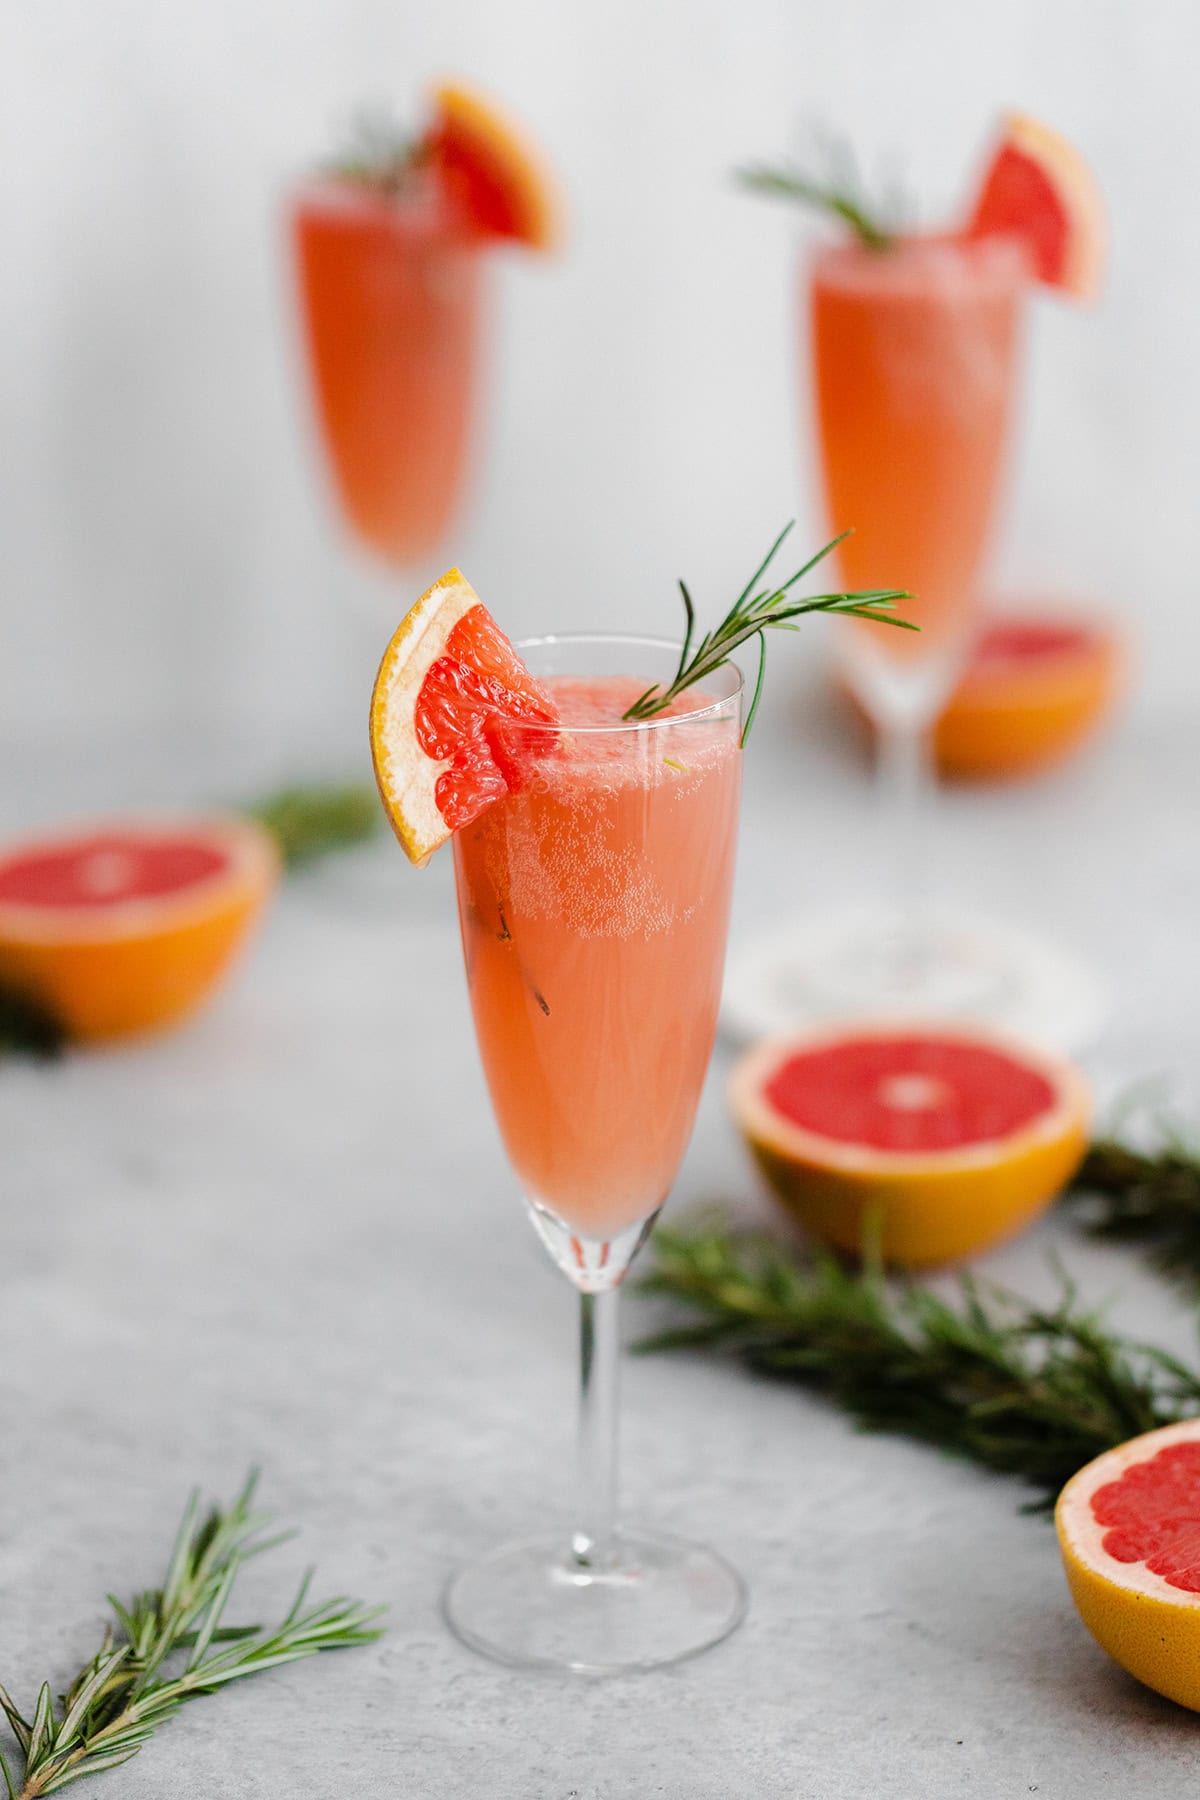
[722,906,1107,1053]
[443,1530,747,1673]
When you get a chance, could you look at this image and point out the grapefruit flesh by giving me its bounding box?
[0,816,278,1041]
[1057,1421,1200,1710]
[730,1025,1089,1266]
[428,81,563,251]
[370,568,559,863]
[935,611,1125,780]
[966,111,1106,300]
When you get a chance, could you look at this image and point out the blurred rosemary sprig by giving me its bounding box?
[325,106,427,199]
[0,988,66,1061]
[736,131,900,250]
[0,1474,383,1799]
[244,783,382,869]
[622,523,916,742]
[1063,1123,1200,1294]
[637,1220,1200,1512]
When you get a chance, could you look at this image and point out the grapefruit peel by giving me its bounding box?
[1057,1421,1200,1712]
[729,1024,1090,1267]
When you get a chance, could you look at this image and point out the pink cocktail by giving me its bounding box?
[443,637,747,1672]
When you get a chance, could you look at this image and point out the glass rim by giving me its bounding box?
[512,631,745,736]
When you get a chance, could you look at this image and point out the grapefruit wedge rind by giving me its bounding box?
[370,568,483,865]
[730,1023,1090,1267]
[431,80,563,251]
[1057,1420,1200,1712]
[967,110,1106,301]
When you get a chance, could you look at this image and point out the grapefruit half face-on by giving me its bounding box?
[730,1024,1090,1266]
[0,815,278,1040]
[1057,1421,1200,1711]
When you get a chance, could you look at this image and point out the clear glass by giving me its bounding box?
[290,174,486,570]
[801,233,1027,1013]
[443,635,748,1671]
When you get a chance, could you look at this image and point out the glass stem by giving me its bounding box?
[572,1288,619,1568]
[878,714,934,953]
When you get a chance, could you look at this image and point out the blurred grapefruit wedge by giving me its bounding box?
[966,111,1106,300]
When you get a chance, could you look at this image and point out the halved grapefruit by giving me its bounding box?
[966,111,1106,300]
[0,815,278,1041]
[370,567,559,864]
[1057,1420,1200,1711]
[730,1024,1090,1266]
[937,610,1126,779]
[429,80,563,251]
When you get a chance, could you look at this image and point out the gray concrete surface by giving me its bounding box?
[3,687,1199,1798]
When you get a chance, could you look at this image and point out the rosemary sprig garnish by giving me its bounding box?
[737,163,895,250]
[637,1220,1200,1512]
[325,107,428,200]
[622,523,916,742]
[244,782,382,869]
[1062,1123,1200,1294]
[0,1474,383,1798]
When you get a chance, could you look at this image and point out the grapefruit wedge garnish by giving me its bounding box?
[1057,1421,1200,1711]
[966,111,1106,300]
[935,609,1126,779]
[429,80,563,250]
[730,1024,1089,1267]
[370,567,559,864]
[0,814,278,1041]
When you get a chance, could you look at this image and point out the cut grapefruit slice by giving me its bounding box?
[429,80,563,250]
[1057,1420,1200,1711]
[369,567,559,864]
[0,814,278,1041]
[729,1024,1089,1266]
[966,111,1106,300]
[936,611,1126,779]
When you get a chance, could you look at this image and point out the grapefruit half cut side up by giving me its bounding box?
[935,611,1126,779]
[428,80,564,251]
[0,814,279,1041]
[730,1024,1090,1266]
[370,567,559,865]
[966,110,1106,300]
[1057,1421,1200,1712]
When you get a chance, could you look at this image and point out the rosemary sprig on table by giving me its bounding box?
[0,1474,383,1798]
[244,782,382,869]
[637,1220,1200,1512]
[0,987,66,1061]
[622,523,916,742]
[1062,1124,1200,1294]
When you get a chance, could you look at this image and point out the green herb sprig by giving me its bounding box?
[1063,1125,1200,1294]
[637,1220,1200,1512]
[737,163,895,250]
[0,988,66,1061]
[622,523,916,742]
[0,1474,383,1798]
[326,107,427,199]
[245,783,382,870]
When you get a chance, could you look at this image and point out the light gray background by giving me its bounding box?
[4,2,1200,1795]
[2,0,1196,753]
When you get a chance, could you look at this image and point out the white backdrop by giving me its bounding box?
[3,0,1195,754]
